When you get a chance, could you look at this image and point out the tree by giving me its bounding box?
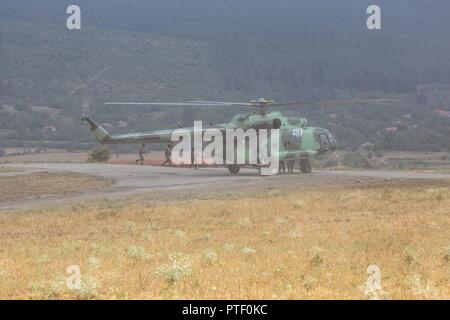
[14,103,30,112]
[374,149,384,158]
[342,152,371,169]
[416,90,428,105]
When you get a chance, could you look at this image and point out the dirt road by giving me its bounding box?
[1,163,450,210]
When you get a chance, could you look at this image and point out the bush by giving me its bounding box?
[374,149,384,158]
[0,148,5,157]
[14,103,30,112]
[88,146,111,163]
[324,158,339,168]
[342,152,371,169]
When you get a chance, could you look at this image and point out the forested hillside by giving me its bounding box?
[1,0,450,151]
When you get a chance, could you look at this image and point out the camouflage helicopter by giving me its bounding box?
[81,98,390,175]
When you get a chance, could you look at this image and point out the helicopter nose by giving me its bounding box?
[328,134,337,150]
[331,138,337,150]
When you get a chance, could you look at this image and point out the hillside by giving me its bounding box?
[1,0,450,151]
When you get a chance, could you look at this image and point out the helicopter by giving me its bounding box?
[81,98,392,175]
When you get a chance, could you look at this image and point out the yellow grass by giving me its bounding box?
[0,172,111,201]
[0,183,449,299]
[0,167,25,173]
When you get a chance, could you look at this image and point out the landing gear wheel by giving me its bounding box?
[228,165,240,174]
[300,159,312,174]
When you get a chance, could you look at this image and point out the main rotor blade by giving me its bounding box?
[269,99,397,107]
[188,101,254,106]
[104,98,397,108]
[104,102,236,107]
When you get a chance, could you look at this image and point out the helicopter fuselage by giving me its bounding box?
[82,110,337,173]
[223,111,337,160]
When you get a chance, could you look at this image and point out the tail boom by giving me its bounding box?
[81,114,172,144]
[81,114,112,143]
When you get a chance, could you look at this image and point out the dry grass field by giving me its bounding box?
[0,182,449,299]
[0,151,89,164]
[0,166,26,173]
[0,150,165,165]
[0,172,111,202]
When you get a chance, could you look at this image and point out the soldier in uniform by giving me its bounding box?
[136,144,145,165]
[287,159,295,173]
[279,160,286,174]
[190,147,199,169]
[162,144,173,167]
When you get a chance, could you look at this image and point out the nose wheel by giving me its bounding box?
[300,159,312,174]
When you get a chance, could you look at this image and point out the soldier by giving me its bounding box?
[190,147,199,169]
[287,159,294,173]
[162,144,173,167]
[136,144,145,165]
[279,160,286,174]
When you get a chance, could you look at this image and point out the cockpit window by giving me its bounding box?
[327,133,337,146]
[319,133,331,146]
[272,118,282,129]
[287,118,301,126]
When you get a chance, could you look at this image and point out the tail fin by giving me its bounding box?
[81,114,111,143]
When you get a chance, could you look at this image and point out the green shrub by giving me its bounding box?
[342,152,371,169]
[14,103,30,112]
[88,146,111,163]
[374,149,384,158]
[324,158,339,168]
